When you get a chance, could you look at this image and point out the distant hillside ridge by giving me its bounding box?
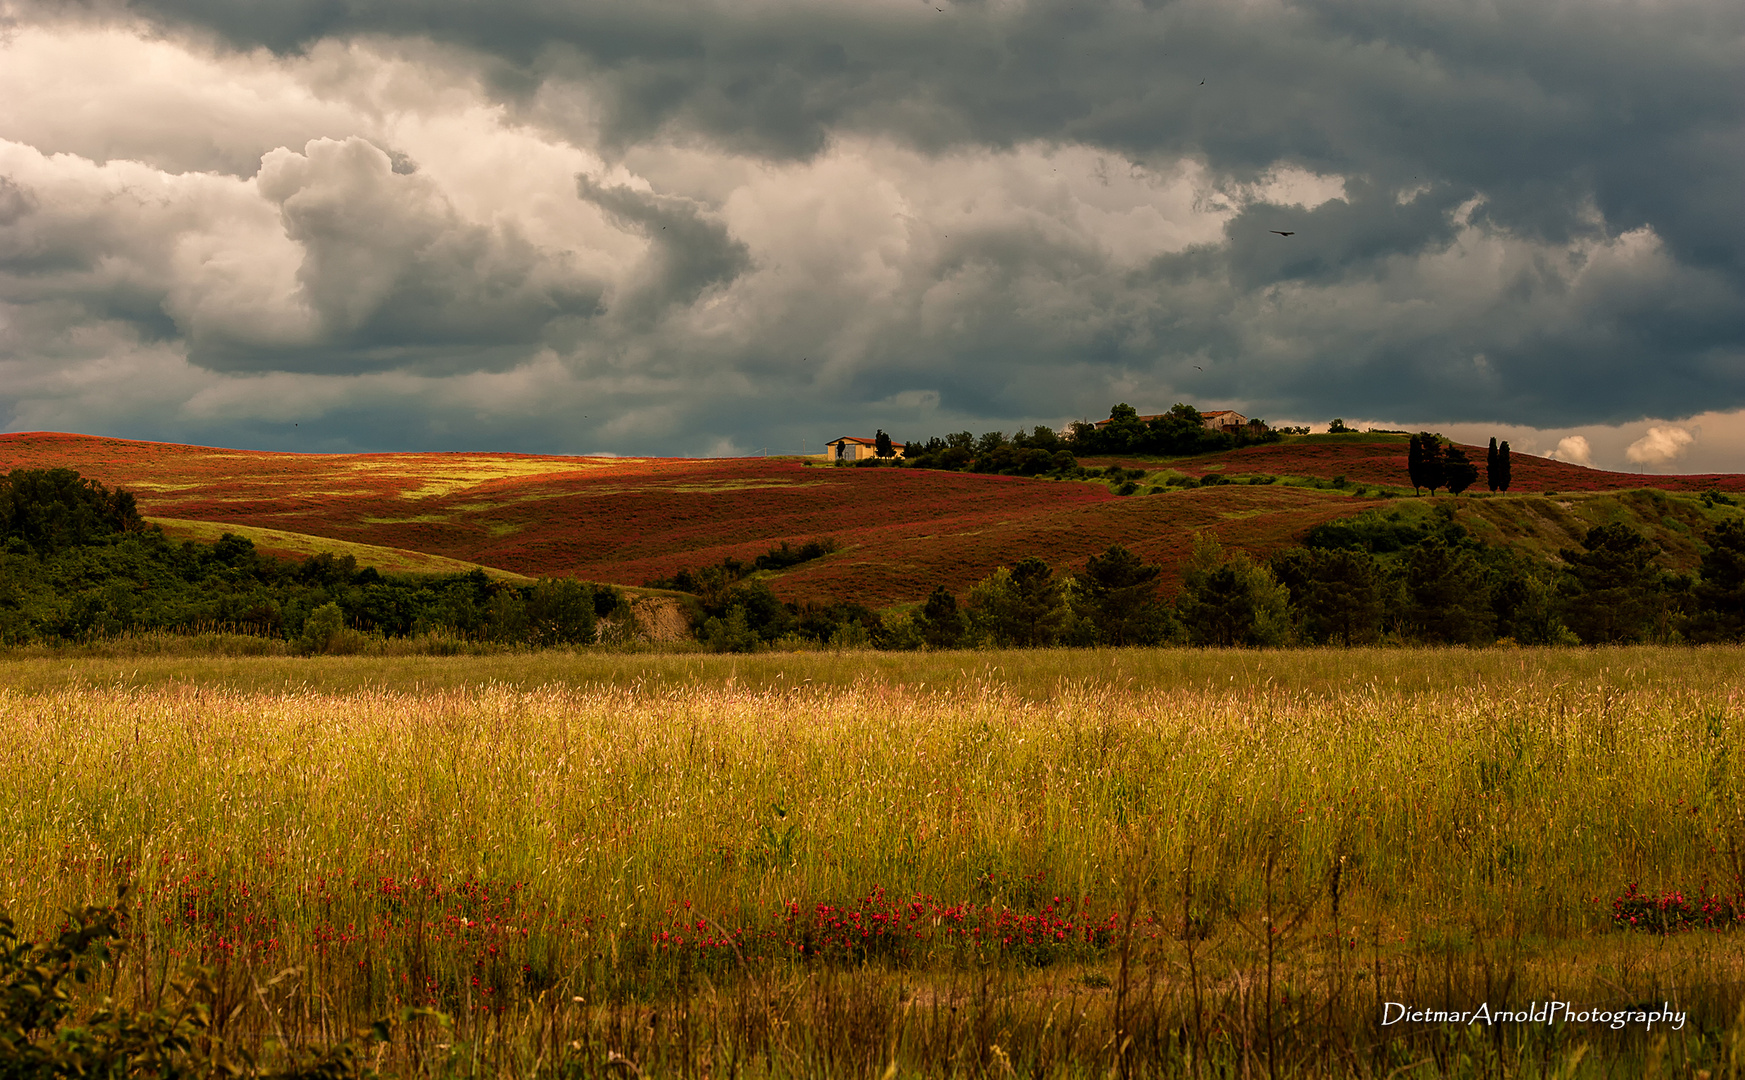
[1083,432,1745,494]
[3,431,1741,608]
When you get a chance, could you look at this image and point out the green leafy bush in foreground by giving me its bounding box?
[1,889,435,1079]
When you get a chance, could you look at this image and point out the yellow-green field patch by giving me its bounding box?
[149,517,534,581]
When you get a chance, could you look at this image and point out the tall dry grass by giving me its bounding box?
[2,647,1743,1076]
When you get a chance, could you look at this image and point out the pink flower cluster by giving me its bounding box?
[1609,881,1742,933]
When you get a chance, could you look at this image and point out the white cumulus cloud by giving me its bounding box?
[1625,425,1695,466]
[1548,435,1593,467]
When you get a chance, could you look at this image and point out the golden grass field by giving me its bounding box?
[4,646,1745,1077]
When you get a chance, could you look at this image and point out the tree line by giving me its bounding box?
[671,504,1745,651]
[866,403,1281,477]
[7,466,1742,651]
[0,468,629,649]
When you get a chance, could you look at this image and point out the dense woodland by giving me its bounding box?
[3,462,1742,650]
[0,468,627,649]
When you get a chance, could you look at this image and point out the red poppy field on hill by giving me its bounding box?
[3,430,1741,606]
[1088,434,1745,493]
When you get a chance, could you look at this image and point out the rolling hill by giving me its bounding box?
[1085,431,1745,493]
[3,430,1741,608]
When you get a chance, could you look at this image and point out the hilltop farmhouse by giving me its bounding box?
[825,435,905,462]
[1200,410,1249,433]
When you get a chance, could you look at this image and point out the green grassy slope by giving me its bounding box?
[149,517,535,582]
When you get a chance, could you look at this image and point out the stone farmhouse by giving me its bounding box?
[1199,410,1249,433]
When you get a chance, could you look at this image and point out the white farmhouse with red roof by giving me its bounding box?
[825,435,906,462]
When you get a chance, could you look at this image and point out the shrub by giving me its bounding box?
[297,602,347,654]
[0,889,428,1077]
[701,605,762,652]
[874,612,925,651]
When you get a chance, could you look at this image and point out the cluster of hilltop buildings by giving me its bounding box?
[824,409,1255,461]
[1116,409,1254,433]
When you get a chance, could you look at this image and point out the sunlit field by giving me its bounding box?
[5,647,1745,1077]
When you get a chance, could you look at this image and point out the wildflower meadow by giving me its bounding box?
[3,646,1744,1077]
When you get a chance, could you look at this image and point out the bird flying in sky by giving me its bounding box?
[1270,230,1295,236]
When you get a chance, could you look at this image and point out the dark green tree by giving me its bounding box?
[1497,441,1512,491]
[1486,438,1501,492]
[1176,535,1292,647]
[0,468,144,555]
[1407,433,1446,494]
[723,579,792,642]
[525,578,598,645]
[1098,404,1148,452]
[1401,537,1494,643]
[916,585,968,648]
[1143,404,1210,452]
[875,429,895,458]
[1683,519,1745,642]
[1271,547,1392,644]
[1009,556,1070,646]
[701,605,761,652]
[1443,444,1479,495]
[1559,523,1665,643]
[966,558,1071,646]
[974,431,1009,458]
[1076,544,1172,645]
[1485,547,1571,644]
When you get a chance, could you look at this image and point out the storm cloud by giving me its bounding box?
[1,0,1742,467]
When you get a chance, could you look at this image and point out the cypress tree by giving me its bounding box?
[1486,438,1500,492]
[1497,441,1512,491]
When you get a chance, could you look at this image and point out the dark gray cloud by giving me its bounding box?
[0,177,32,227]
[0,0,1742,465]
[115,0,1744,216]
[576,174,751,327]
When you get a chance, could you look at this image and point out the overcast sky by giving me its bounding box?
[1,0,1741,471]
